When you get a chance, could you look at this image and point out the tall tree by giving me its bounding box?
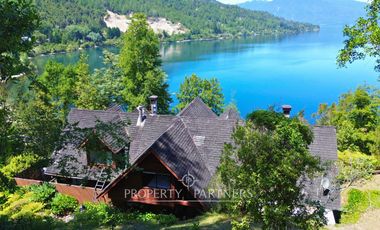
[337,0,380,79]
[0,0,39,83]
[219,111,325,229]
[119,13,171,113]
[176,74,224,115]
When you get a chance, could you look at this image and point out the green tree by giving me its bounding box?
[337,0,380,78]
[314,86,379,155]
[176,74,224,115]
[219,111,325,229]
[119,13,171,113]
[0,0,39,82]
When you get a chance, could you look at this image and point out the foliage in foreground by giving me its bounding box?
[0,153,41,178]
[314,86,379,155]
[338,150,378,186]
[219,110,326,229]
[51,194,78,216]
[341,189,380,224]
[337,0,380,79]
[0,0,39,82]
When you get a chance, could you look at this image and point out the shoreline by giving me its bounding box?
[30,29,320,58]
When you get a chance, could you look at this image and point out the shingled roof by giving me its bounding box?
[178,97,218,118]
[45,98,339,210]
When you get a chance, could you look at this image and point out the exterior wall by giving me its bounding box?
[14,177,109,204]
[108,151,202,210]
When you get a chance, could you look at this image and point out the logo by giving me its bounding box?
[180,171,196,189]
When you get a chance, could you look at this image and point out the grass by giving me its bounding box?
[163,212,231,230]
[340,189,380,224]
[334,175,380,227]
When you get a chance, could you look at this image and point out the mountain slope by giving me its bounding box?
[35,0,318,42]
[240,0,366,26]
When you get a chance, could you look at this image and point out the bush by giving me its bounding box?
[341,189,380,224]
[157,213,177,226]
[27,183,56,203]
[337,150,378,185]
[0,153,40,178]
[71,203,124,228]
[51,194,78,216]
[0,192,45,219]
[0,171,15,193]
[231,216,251,230]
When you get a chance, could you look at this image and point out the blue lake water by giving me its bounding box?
[33,25,379,122]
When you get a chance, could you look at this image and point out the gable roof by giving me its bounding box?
[178,97,218,118]
[45,98,339,210]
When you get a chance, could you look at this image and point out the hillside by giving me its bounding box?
[240,0,366,26]
[33,0,318,54]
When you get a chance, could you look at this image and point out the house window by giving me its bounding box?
[88,149,113,166]
[143,172,170,189]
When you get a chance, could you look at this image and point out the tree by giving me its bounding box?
[176,74,224,115]
[314,86,379,155]
[219,111,325,229]
[337,0,380,78]
[0,0,39,83]
[119,13,171,113]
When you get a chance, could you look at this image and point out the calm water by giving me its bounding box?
[33,25,379,121]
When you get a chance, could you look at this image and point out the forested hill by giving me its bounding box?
[33,0,318,54]
[240,0,366,26]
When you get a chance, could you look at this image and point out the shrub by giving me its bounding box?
[157,213,177,226]
[337,150,378,185]
[51,194,78,216]
[0,192,45,219]
[0,153,40,178]
[128,212,177,226]
[27,183,56,203]
[341,189,380,224]
[71,203,124,228]
[0,171,15,193]
[231,216,251,230]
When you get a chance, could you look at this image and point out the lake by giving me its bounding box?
[33,25,379,122]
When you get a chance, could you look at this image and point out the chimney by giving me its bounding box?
[136,106,146,127]
[282,105,292,118]
[149,95,158,115]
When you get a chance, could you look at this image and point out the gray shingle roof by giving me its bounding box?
[46,98,339,210]
[220,108,240,120]
[178,97,218,118]
[305,126,340,210]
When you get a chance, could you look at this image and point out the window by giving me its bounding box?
[143,172,170,189]
[88,150,113,165]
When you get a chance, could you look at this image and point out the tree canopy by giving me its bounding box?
[314,86,380,155]
[219,111,325,229]
[0,0,39,82]
[176,74,224,115]
[337,0,380,79]
[119,13,171,113]
[31,0,317,54]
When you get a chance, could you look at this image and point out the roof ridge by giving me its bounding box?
[177,97,217,118]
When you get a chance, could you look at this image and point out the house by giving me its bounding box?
[15,97,340,220]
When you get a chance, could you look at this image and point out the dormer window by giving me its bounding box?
[83,136,114,166]
[88,149,113,166]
